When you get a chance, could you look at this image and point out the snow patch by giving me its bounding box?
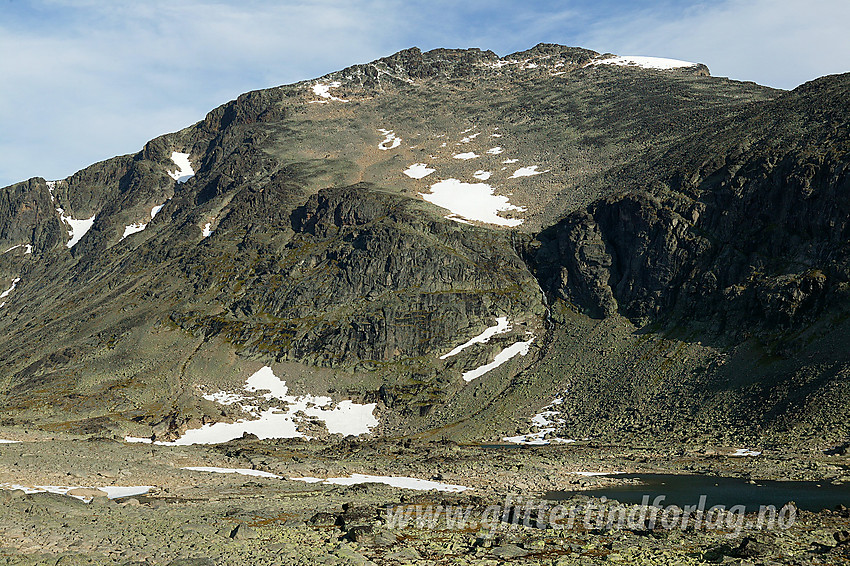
[419,179,524,227]
[403,163,436,179]
[244,366,289,399]
[119,199,169,242]
[730,448,762,457]
[486,147,503,155]
[290,474,471,493]
[121,223,147,241]
[591,55,698,70]
[0,483,151,502]
[458,133,479,144]
[201,391,245,406]
[3,244,32,255]
[58,209,95,249]
[378,129,402,150]
[440,317,511,359]
[472,170,492,181]
[502,391,577,445]
[310,81,348,102]
[168,152,194,183]
[99,486,154,499]
[453,152,479,160]
[45,181,89,249]
[462,337,534,382]
[570,471,624,476]
[202,222,213,238]
[182,466,281,479]
[0,277,21,308]
[125,366,378,445]
[0,439,21,444]
[483,59,521,69]
[502,159,519,164]
[509,165,547,178]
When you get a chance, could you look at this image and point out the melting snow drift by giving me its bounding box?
[120,223,146,241]
[168,152,194,183]
[591,55,697,70]
[182,466,282,479]
[58,210,95,249]
[291,474,471,493]
[462,337,534,382]
[440,317,511,359]
[125,366,378,445]
[120,201,168,242]
[0,278,20,300]
[509,165,547,178]
[378,129,402,150]
[3,244,32,255]
[0,277,21,308]
[570,471,624,476]
[730,448,762,457]
[419,179,525,227]
[310,81,348,103]
[403,163,436,179]
[0,483,151,502]
[502,392,576,445]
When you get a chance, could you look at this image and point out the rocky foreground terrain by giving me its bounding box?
[1,44,849,563]
[0,433,848,565]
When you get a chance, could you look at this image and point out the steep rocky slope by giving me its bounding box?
[524,73,850,445]
[0,45,846,446]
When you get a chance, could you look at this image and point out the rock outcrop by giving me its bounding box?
[533,73,850,332]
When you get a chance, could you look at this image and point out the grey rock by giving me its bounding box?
[345,525,374,544]
[308,512,338,526]
[490,544,530,558]
[338,504,378,530]
[228,523,256,540]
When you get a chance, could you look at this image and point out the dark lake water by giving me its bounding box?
[545,474,850,512]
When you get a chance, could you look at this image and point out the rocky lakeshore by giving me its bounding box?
[0,434,847,565]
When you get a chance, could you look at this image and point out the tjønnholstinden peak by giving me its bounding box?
[0,43,848,451]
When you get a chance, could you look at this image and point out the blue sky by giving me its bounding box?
[1,0,849,188]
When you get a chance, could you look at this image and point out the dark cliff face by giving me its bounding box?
[0,45,847,442]
[172,184,541,366]
[533,73,850,332]
[0,178,65,252]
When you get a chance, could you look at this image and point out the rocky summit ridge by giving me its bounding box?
[0,44,848,448]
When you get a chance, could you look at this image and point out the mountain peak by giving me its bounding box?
[322,44,708,90]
